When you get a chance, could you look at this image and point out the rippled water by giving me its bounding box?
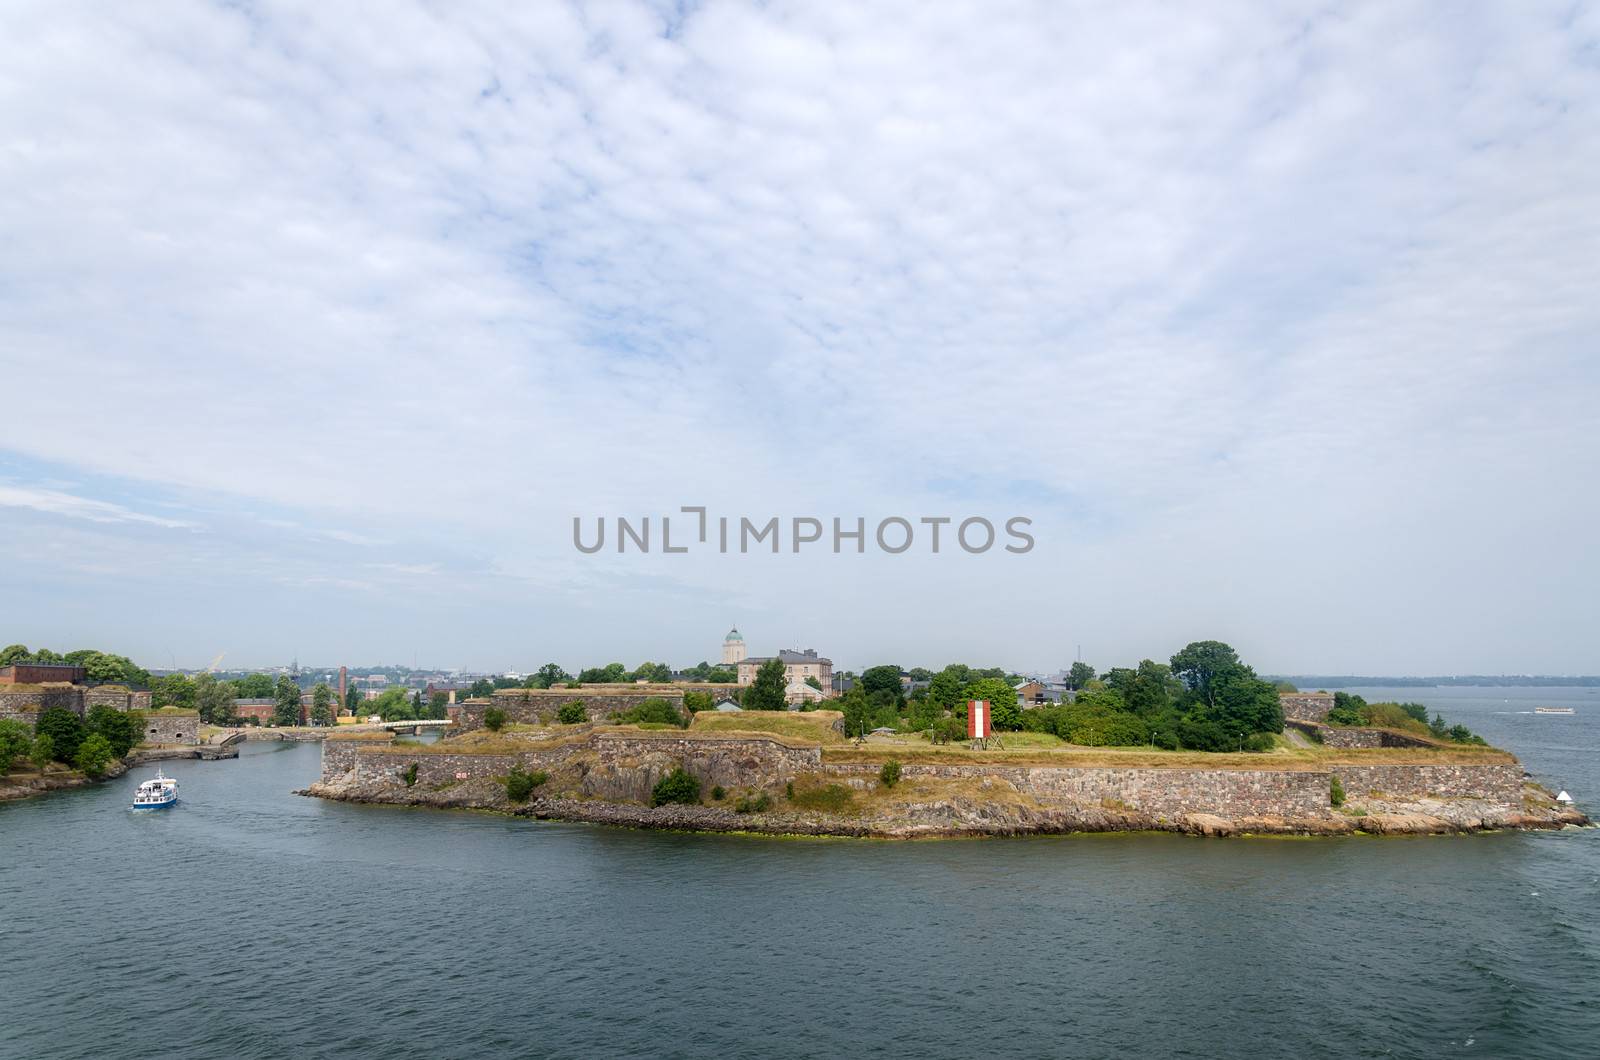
[2,689,1597,1059]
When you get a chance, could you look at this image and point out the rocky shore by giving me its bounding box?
[301,773,1588,838]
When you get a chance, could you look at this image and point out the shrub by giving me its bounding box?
[402,763,418,788]
[735,791,771,813]
[879,759,902,788]
[1330,775,1345,807]
[651,767,700,806]
[34,707,85,765]
[618,698,686,728]
[74,733,115,777]
[0,719,32,775]
[1151,729,1180,750]
[30,733,54,770]
[483,707,507,732]
[785,780,794,799]
[790,783,855,812]
[557,700,588,725]
[504,765,548,802]
[711,785,726,800]
[1243,733,1275,753]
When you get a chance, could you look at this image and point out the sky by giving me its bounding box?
[1,1,1597,676]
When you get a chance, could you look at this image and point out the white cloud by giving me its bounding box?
[0,1,1596,671]
[0,485,196,529]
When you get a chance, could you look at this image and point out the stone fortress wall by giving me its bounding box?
[0,684,153,731]
[457,684,736,731]
[1279,692,1335,723]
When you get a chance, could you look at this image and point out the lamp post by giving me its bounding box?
[1236,733,1243,752]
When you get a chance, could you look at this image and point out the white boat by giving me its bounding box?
[131,770,179,810]
[1535,707,1576,715]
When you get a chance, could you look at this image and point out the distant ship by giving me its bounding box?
[1534,707,1576,715]
[131,770,179,810]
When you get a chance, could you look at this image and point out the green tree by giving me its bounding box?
[151,673,195,710]
[0,718,32,775]
[963,677,1020,730]
[272,675,302,727]
[557,700,588,724]
[372,687,415,722]
[1169,641,1241,708]
[926,665,972,711]
[682,690,714,713]
[86,705,141,756]
[743,657,789,712]
[879,759,902,788]
[859,665,904,704]
[34,707,85,764]
[631,661,673,683]
[345,684,361,715]
[804,675,823,691]
[30,733,54,770]
[74,732,115,777]
[0,644,30,667]
[531,663,570,689]
[237,673,275,699]
[427,692,449,719]
[906,667,933,682]
[1066,661,1096,690]
[615,698,685,726]
[192,673,235,725]
[310,683,334,726]
[1103,660,1178,717]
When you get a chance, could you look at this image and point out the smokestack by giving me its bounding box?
[338,666,348,715]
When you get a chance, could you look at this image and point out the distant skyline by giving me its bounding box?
[3,4,1597,676]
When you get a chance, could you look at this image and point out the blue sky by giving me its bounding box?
[1,2,1597,675]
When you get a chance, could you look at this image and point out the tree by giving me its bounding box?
[484,707,507,732]
[630,661,673,683]
[30,733,54,770]
[193,673,235,725]
[273,675,302,727]
[372,687,415,722]
[427,692,449,719]
[86,705,141,756]
[879,759,902,788]
[34,707,85,764]
[804,675,823,691]
[743,658,789,712]
[151,673,195,710]
[1103,660,1178,717]
[531,663,570,689]
[557,700,588,724]
[963,677,1020,730]
[0,719,32,775]
[310,683,334,726]
[682,690,714,713]
[859,665,904,703]
[927,665,970,711]
[74,733,115,777]
[237,673,275,699]
[1169,641,1242,707]
[0,644,30,667]
[615,698,685,726]
[345,684,361,715]
[1066,661,1096,690]
[907,668,933,681]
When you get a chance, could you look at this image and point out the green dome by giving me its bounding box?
[725,627,743,642]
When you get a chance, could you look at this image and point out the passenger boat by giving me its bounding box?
[1534,707,1576,715]
[131,770,179,810]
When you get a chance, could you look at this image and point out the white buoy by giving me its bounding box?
[1556,790,1574,803]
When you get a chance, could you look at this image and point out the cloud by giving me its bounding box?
[0,2,1596,671]
[0,485,197,529]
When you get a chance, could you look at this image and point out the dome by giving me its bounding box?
[724,627,743,642]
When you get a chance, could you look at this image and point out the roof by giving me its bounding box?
[742,649,832,665]
[724,627,744,642]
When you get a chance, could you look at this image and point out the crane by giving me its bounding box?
[207,651,226,673]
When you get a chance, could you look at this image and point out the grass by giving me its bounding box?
[689,710,847,745]
[146,707,199,716]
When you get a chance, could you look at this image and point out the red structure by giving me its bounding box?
[0,663,86,685]
[338,666,348,715]
[967,699,991,740]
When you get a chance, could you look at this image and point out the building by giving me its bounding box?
[784,680,828,707]
[231,698,276,724]
[1015,678,1068,707]
[721,627,748,666]
[737,648,833,696]
[0,663,87,685]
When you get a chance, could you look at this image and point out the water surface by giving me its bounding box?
[2,689,1596,1058]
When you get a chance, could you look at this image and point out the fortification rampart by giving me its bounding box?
[1280,692,1335,723]
[459,685,712,730]
[1331,762,1521,805]
[1285,719,1439,749]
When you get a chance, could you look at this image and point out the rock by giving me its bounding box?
[1182,813,1236,837]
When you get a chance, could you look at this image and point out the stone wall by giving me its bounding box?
[594,732,822,788]
[85,687,152,712]
[325,739,590,787]
[460,686,692,730]
[1332,763,1521,806]
[1285,720,1437,749]
[141,712,200,746]
[0,686,80,728]
[825,761,1332,819]
[1280,692,1335,723]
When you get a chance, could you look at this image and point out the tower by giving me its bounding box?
[721,627,747,666]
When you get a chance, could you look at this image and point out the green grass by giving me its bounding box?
[789,782,856,813]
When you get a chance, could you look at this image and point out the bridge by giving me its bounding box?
[372,719,455,733]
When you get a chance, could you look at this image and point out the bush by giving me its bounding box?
[735,791,771,813]
[1243,733,1275,753]
[651,767,700,806]
[402,763,418,788]
[1151,728,1180,750]
[879,759,902,788]
[1330,775,1346,807]
[618,698,686,728]
[30,733,54,770]
[711,785,725,800]
[556,700,588,725]
[87,705,141,756]
[483,707,507,732]
[74,733,115,777]
[504,765,548,802]
[790,783,855,812]
[785,781,794,799]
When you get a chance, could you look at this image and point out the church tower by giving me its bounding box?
[721,626,747,665]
